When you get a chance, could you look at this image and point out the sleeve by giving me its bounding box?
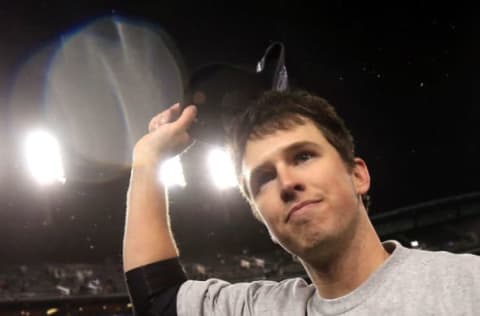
[125,257,188,316]
[176,278,312,316]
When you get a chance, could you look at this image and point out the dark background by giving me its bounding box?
[0,1,477,264]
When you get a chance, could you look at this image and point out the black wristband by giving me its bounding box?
[125,258,188,314]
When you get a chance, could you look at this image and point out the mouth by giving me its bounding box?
[286,199,322,222]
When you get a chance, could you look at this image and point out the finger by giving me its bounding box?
[148,103,180,132]
[148,113,168,132]
[169,102,181,119]
[148,116,157,133]
[162,103,181,123]
[172,105,197,131]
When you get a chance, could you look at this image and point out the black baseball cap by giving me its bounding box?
[184,42,289,146]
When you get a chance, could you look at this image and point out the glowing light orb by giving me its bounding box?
[25,130,66,185]
[159,156,186,187]
[207,147,237,189]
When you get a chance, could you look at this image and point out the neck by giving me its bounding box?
[301,214,389,299]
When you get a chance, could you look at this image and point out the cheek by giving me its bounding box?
[254,183,281,213]
[314,160,354,191]
[253,196,275,224]
[256,205,281,228]
[330,180,359,222]
[310,168,358,212]
[255,196,286,234]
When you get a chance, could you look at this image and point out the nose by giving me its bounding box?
[278,167,305,203]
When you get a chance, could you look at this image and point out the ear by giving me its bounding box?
[352,157,371,195]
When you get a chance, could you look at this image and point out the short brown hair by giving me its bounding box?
[225,89,370,215]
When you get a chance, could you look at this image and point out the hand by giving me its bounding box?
[133,103,197,168]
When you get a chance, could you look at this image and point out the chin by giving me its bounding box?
[284,232,339,263]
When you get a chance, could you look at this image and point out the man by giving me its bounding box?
[123,90,480,315]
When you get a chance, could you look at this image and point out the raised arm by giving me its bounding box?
[123,103,197,272]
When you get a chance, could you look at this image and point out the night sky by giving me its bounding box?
[0,2,476,263]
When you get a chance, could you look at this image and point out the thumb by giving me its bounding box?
[173,105,197,130]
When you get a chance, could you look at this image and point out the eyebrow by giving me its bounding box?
[247,141,321,193]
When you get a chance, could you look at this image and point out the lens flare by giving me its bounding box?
[25,129,66,185]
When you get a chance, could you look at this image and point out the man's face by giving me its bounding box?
[242,119,370,260]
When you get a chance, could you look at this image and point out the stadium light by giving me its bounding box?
[25,129,66,185]
[207,147,237,189]
[159,156,186,187]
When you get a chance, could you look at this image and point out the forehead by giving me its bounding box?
[241,120,329,176]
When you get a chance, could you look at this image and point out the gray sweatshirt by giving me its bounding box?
[177,240,480,315]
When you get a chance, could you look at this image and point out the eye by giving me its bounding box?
[294,151,315,164]
[251,170,276,196]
